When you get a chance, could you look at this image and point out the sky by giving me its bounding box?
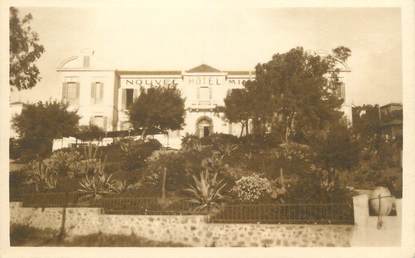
[10,7,402,106]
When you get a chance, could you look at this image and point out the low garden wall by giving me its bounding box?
[10,202,352,247]
[9,194,402,247]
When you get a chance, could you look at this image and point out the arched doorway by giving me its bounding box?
[195,116,213,138]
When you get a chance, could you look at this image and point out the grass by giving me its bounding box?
[10,224,188,247]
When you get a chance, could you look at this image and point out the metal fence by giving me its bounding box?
[21,192,99,208]
[209,203,354,224]
[18,193,354,224]
[100,197,204,215]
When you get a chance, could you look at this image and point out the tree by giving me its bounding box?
[128,86,185,138]
[223,89,251,136]
[10,7,45,91]
[12,101,80,160]
[228,46,350,143]
[313,124,360,188]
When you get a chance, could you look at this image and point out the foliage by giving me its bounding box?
[9,7,45,91]
[128,86,185,138]
[78,144,107,176]
[12,101,80,160]
[223,89,252,135]
[232,173,272,202]
[43,149,82,178]
[76,125,105,141]
[224,46,350,142]
[352,104,382,145]
[78,173,122,201]
[26,160,57,192]
[184,170,228,212]
[313,124,360,185]
[181,135,203,152]
[120,138,161,172]
[77,144,124,200]
[144,150,188,194]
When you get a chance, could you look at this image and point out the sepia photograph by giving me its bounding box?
[2,1,414,255]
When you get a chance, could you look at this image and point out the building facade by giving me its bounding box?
[57,52,254,141]
[57,51,349,146]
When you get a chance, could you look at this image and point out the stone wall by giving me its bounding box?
[9,202,352,247]
[10,195,401,247]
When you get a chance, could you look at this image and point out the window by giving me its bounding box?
[62,82,79,105]
[91,82,104,104]
[198,86,211,105]
[337,82,345,100]
[90,116,107,131]
[122,89,135,109]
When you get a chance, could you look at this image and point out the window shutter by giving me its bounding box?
[76,82,80,104]
[103,117,108,131]
[99,83,104,101]
[122,89,127,109]
[197,87,200,99]
[91,83,96,104]
[133,88,138,100]
[209,87,212,99]
[62,83,68,102]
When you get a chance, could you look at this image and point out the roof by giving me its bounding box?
[116,70,182,76]
[226,71,253,76]
[186,64,222,73]
[381,103,402,109]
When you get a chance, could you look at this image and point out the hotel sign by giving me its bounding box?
[121,78,178,88]
[120,76,248,88]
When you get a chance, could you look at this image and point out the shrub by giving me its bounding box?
[143,150,190,198]
[232,173,272,202]
[181,135,203,152]
[200,133,239,147]
[120,138,161,172]
[76,125,105,141]
[43,149,81,178]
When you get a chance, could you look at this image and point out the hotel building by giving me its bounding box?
[57,50,350,147]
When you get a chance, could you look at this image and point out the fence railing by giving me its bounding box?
[209,203,354,224]
[17,193,354,224]
[100,197,204,215]
[21,192,99,208]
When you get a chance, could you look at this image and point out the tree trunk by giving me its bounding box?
[141,128,147,140]
[240,122,245,137]
[161,167,167,200]
[58,192,68,242]
[280,167,285,187]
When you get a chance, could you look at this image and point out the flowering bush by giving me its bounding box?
[232,174,272,202]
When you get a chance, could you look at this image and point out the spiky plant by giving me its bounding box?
[27,160,57,192]
[80,144,106,176]
[78,173,121,201]
[184,170,227,213]
[78,144,121,202]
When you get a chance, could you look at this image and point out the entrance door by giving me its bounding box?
[203,126,210,137]
[196,117,213,138]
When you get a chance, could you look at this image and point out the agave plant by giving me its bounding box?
[80,144,106,176]
[184,170,228,213]
[26,160,57,192]
[78,173,121,201]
